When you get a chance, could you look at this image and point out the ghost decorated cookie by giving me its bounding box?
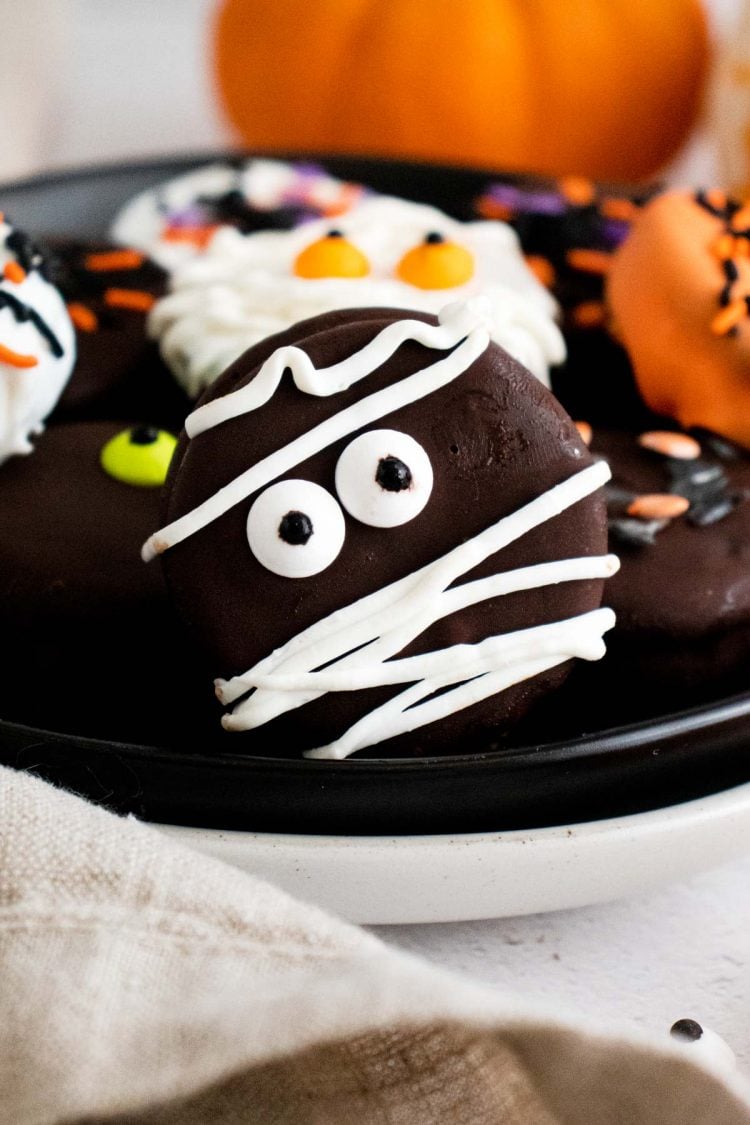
[0,218,75,461]
[148,195,565,398]
[146,300,617,759]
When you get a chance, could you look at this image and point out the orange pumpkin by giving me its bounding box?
[213,0,708,181]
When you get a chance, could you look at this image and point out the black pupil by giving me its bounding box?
[279,510,313,545]
[376,456,412,492]
[130,424,159,445]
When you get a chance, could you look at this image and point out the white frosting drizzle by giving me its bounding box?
[304,609,615,760]
[147,195,565,396]
[0,221,75,464]
[142,300,491,560]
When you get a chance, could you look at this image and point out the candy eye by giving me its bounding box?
[246,479,346,578]
[100,424,177,487]
[335,429,433,528]
[293,229,370,279]
[395,231,474,289]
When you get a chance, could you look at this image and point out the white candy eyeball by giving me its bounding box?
[335,429,433,528]
[669,1019,736,1076]
[246,479,345,578]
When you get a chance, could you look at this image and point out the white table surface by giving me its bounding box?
[375,852,750,1070]
[2,0,749,1084]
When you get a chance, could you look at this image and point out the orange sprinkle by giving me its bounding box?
[565,248,612,275]
[3,261,26,284]
[730,204,750,231]
[524,254,556,288]
[559,176,595,207]
[571,300,606,329]
[711,298,748,336]
[67,302,98,333]
[575,420,593,445]
[627,493,690,520]
[475,197,512,221]
[84,248,145,272]
[104,288,156,313]
[162,223,218,249]
[705,188,728,212]
[0,342,38,368]
[638,431,701,460]
[712,232,738,261]
[322,183,362,218]
[599,197,638,223]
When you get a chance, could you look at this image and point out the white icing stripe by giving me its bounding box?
[220,553,620,711]
[216,459,612,716]
[185,299,489,437]
[141,301,490,561]
[242,606,616,694]
[303,609,615,761]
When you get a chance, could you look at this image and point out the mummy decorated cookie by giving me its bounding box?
[607,189,750,448]
[146,300,616,759]
[0,219,75,462]
[148,196,565,398]
[111,159,365,271]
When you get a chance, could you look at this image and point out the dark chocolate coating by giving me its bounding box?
[588,428,750,708]
[42,238,189,429]
[160,307,608,756]
[0,421,200,740]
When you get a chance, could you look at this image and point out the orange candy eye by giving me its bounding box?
[396,232,474,289]
[293,229,370,279]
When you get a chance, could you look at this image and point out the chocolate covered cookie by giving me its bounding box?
[0,420,197,740]
[585,425,750,710]
[44,239,188,428]
[147,300,616,759]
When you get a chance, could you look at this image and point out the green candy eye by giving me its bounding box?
[100,424,177,487]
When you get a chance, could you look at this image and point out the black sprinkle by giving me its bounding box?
[719,282,733,308]
[376,456,412,492]
[326,229,344,239]
[609,517,667,547]
[129,424,160,446]
[723,259,739,284]
[604,484,637,517]
[425,231,446,245]
[195,189,304,235]
[279,511,313,546]
[694,190,733,221]
[671,1019,703,1042]
[667,456,738,526]
[691,429,741,462]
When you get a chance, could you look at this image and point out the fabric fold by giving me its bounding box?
[1,765,748,1124]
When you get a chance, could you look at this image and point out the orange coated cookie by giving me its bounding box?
[606,190,750,448]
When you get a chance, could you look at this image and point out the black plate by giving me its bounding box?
[2,154,749,836]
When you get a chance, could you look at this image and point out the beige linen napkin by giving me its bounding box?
[1,765,749,1125]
